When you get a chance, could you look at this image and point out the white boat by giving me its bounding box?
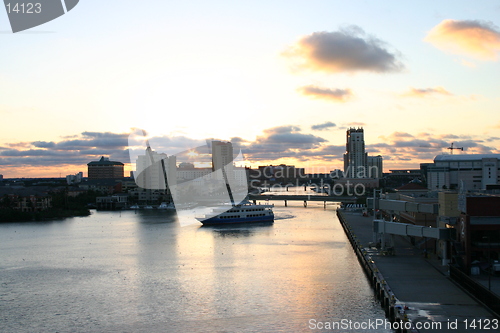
[158,202,175,210]
[143,205,154,210]
[197,202,274,225]
[130,204,140,209]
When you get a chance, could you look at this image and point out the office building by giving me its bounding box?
[426,154,500,191]
[211,140,234,180]
[343,128,382,178]
[344,128,367,178]
[367,155,383,178]
[87,157,124,179]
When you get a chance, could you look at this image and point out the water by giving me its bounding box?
[0,197,390,332]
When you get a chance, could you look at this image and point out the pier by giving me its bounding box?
[338,210,498,332]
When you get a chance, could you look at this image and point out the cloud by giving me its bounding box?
[311,121,337,131]
[297,85,353,102]
[2,128,499,177]
[237,125,329,161]
[370,131,500,164]
[425,19,500,60]
[283,25,405,73]
[401,86,453,98]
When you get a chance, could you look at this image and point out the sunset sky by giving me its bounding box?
[1,0,500,178]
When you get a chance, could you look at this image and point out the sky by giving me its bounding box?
[1,0,499,178]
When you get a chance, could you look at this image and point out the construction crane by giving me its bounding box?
[447,142,463,154]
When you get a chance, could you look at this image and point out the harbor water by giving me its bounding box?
[1,194,390,332]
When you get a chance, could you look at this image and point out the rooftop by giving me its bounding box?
[434,154,500,162]
[87,156,124,166]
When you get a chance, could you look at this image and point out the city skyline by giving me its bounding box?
[1,1,499,177]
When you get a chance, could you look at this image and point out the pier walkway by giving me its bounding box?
[339,210,498,332]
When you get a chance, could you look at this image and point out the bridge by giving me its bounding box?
[248,194,357,207]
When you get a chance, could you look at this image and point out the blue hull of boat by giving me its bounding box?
[200,215,274,226]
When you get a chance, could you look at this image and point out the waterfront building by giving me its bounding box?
[96,194,128,210]
[135,151,176,190]
[455,195,500,272]
[0,174,3,181]
[87,156,124,179]
[79,179,122,194]
[177,163,212,182]
[425,154,500,191]
[0,188,52,212]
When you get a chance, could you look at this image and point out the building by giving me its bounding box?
[384,169,422,188]
[87,157,124,179]
[177,163,212,182]
[343,128,382,178]
[66,172,83,185]
[211,140,234,181]
[135,151,177,190]
[79,179,122,194]
[425,154,500,191]
[454,195,500,271]
[0,188,52,212]
[367,155,383,178]
[344,128,367,178]
[0,174,3,181]
[96,194,128,210]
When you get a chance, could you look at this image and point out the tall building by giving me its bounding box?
[344,128,368,178]
[212,141,234,171]
[211,140,234,180]
[367,155,383,178]
[0,174,3,181]
[87,156,124,179]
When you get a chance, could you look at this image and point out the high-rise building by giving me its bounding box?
[211,141,234,171]
[87,156,124,179]
[367,155,383,178]
[0,174,3,181]
[211,140,234,180]
[343,128,368,178]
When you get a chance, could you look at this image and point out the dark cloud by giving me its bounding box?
[311,121,337,131]
[237,125,328,161]
[32,141,56,148]
[284,25,405,73]
[0,131,131,169]
[298,85,352,102]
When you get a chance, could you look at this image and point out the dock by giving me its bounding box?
[338,210,498,332]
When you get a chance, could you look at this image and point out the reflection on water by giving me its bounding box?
[203,223,274,238]
[0,203,390,333]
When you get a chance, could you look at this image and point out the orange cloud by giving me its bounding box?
[401,86,453,98]
[425,19,500,60]
[297,85,353,102]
